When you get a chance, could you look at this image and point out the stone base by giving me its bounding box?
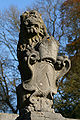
[31,111,80,120]
[31,111,64,120]
[16,111,80,120]
[0,112,79,120]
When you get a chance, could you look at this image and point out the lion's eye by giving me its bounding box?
[35,24,39,28]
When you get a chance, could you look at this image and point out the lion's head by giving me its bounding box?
[20,10,48,42]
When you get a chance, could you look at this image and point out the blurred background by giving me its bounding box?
[0,0,80,119]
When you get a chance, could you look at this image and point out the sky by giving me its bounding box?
[0,0,35,11]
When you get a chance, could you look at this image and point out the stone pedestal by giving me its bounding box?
[16,111,80,120]
[0,112,80,120]
[31,111,79,120]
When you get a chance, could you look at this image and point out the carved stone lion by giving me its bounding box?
[18,10,48,49]
[17,10,49,82]
[16,10,71,116]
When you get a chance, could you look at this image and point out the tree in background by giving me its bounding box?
[54,0,80,118]
[33,0,64,38]
[0,7,20,113]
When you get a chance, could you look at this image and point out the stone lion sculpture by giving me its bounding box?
[16,10,71,117]
[17,10,48,82]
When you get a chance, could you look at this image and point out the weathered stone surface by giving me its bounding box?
[0,112,80,120]
[0,113,18,120]
[31,111,63,120]
[16,10,72,120]
[16,111,80,120]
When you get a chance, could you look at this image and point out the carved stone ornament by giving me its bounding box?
[16,10,71,120]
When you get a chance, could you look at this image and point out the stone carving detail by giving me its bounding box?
[16,10,71,120]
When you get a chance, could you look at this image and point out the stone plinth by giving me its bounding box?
[16,111,80,120]
[0,112,80,120]
[31,111,79,120]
